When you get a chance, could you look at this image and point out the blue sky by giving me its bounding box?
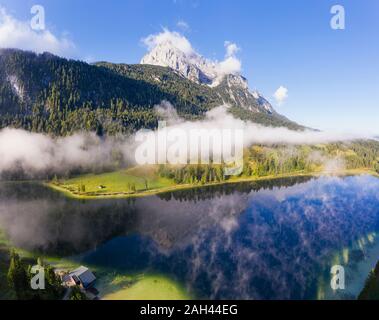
[1,0,378,133]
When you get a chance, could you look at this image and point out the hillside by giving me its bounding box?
[0,49,302,136]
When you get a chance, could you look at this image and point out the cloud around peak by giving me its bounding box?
[0,7,75,57]
[141,28,242,77]
[224,41,240,57]
[141,28,194,56]
[216,41,241,77]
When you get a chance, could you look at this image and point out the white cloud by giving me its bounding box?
[142,29,242,78]
[141,28,194,56]
[177,20,190,31]
[216,56,241,76]
[214,41,241,76]
[224,41,240,57]
[0,7,75,57]
[154,105,371,146]
[274,86,288,105]
[0,128,136,176]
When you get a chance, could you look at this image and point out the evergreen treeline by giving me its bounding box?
[159,164,227,184]
[5,249,88,300]
[95,62,221,116]
[0,49,218,135]
[7,251,64,300]
[158,141,379,185]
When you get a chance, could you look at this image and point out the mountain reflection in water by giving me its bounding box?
[1,175,379,299]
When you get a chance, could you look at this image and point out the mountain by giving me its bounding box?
[141,41,217,85]
[141,40,276,115]
[97,62,304,130]
[0,48,303,136]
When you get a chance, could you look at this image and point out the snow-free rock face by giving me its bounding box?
[141,40,275,115]
[252,90,275,114]
[141,41,217,85]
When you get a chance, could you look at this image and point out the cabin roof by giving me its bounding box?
[69,266,96,287]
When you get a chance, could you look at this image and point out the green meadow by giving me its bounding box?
[54,166,176,196]
[97,273,190,300]
[50,163,378,200]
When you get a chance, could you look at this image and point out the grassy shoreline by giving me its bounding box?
[46,167,379,200]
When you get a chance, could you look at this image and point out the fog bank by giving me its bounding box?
[0,103,373,177]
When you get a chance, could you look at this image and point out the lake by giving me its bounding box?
[1,175,379,299]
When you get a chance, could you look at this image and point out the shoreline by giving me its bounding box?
[46,168,379,200]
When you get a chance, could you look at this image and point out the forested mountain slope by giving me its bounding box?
[0,49,302,135]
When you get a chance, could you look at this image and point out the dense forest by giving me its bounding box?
[0,49,301,135]
[6,252,63,300]
[158,141,379,185]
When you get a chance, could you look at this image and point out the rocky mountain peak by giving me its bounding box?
[141,41,217,85]
[141,40,276,115]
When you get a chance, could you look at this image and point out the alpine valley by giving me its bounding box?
[1,23,379,303]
